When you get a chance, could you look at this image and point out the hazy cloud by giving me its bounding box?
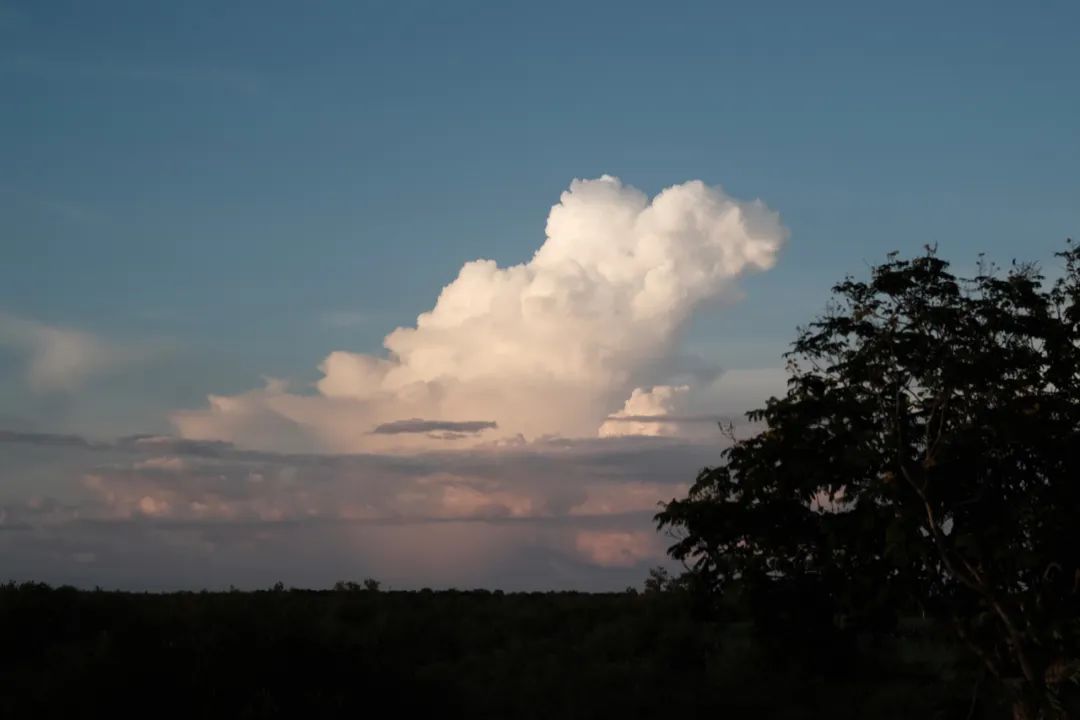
[0,429,92,447]
[576,530,664,568]
[0,312,149,393]
[372,418,498,435]
[0,428,724,589]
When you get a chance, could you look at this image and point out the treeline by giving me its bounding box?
[1,580,992,719]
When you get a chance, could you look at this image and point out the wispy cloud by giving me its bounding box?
[0,185,109,227]
[372,419,498,435]
[0,312,150,393]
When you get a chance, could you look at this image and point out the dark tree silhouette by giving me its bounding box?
[658,244,1080,718]
[0,580,975,718]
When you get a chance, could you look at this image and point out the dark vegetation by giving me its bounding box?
[1,580,979,719]
[4,244,1077,718]
[660,243,1080,718]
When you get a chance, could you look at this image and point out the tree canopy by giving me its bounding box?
[658,243,1080,718]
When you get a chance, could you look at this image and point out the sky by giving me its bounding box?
[1,0,1078,590]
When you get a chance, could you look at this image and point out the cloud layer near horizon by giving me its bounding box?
[0,429,729,590]
[172,176,787,453]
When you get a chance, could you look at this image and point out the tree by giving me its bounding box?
[644,566,673,594]
[332,578,381,592]
[657,244,1080,718]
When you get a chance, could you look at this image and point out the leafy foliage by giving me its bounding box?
[658,243,1080,718]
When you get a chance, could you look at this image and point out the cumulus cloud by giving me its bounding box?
[0,312,132,392]
[599,384,691,438]
[174,176,787,452]
[602,414,722,424]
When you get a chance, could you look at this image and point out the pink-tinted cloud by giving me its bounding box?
[0,430,724,590]
[575,530,664,568]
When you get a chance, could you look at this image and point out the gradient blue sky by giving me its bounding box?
[1,1,1078,588]
[5,1,1079,417]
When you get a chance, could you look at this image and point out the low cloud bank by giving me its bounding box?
[0,429,735,590]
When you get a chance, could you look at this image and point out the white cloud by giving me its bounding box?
[174,176,787,452]
[599,384,691,438]
[0,312,137,392]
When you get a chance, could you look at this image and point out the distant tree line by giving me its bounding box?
[0,579,978,718]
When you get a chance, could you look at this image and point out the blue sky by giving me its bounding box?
[1,1,1078,588]
[5,0,1079,395]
